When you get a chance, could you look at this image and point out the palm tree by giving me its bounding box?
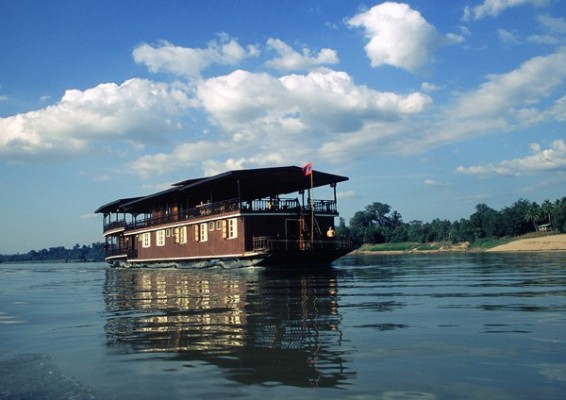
[525,202,541,232]
[554,197,566,233]
[541,200,554,227]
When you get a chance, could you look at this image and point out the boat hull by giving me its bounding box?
[106,248,351,269]
[258,248,352,267]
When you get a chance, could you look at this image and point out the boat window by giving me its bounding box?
[200,223,208,242]
[156,230,165,246]
[180,227,187,244]
[228,218,238,239]
[174,227,187,244]
[142,232,151,248]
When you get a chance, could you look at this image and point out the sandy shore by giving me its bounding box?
[355,233,566,255]
[486,233,566,252]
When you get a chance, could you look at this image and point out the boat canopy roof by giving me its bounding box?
[95,166,348,214]
[94,197,145,214]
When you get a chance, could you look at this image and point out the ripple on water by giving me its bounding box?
[382,391,437,400]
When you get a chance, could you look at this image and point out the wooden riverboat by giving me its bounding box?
[95,166,353,268]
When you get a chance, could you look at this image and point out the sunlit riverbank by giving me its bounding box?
[355,233,566,255]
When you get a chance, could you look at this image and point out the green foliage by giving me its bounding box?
[361,242,420,252]
[348,201,403,245]
[361,242,452,252]
[468,237,515,250]
[345,196,566,246]
[0,243,105,263]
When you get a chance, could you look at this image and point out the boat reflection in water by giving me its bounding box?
[103,267,352,388]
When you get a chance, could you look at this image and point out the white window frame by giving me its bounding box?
[142,232,151,248]
[174,226,187,244]
[199,223,208,242]
[156,230,165,246]
[228,218,238,239]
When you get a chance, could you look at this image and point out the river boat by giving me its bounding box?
[95,165,353,268]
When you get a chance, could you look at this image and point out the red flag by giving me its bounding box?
[302,162,312,176]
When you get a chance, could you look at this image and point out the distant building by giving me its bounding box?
[538,223,552,232]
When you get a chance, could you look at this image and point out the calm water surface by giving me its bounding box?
[1,253,565,399]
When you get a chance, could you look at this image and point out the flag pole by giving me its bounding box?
[302,163,314,247]
[310,169,314,246]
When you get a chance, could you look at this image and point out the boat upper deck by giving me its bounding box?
[101,196,339,234]
[96,166,348,231]
[97,166,347,212]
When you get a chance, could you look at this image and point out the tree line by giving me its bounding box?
[2,196,564,261]
[0,243,105,263]
[336,197,566,246]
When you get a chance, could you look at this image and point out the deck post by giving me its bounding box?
[332,182,337,204]
[237,179,241,203]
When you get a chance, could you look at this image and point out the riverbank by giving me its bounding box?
[486,233,566,252]
[354,233,566,254]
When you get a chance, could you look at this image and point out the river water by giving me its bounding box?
[1,253,565,399]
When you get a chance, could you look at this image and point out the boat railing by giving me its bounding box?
[103,197,338,233]
[102,199,239,231]
[253,236,352,252]
[103,246,137,258]
[241,198,301,213]
[309,199,338,214]
[103,220,126,232]
[243,198,337,214]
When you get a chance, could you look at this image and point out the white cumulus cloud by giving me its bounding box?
[537,14,566,34]
[128,140,232,178]
[133,35,260,79]
[128,67,432,177]
[529,14,566,45]
[348,2,464,73]
[326,47,566,159]
[463,0,549,21]
[197,68,431,136]
[456,139,566,176]
[380,48,566,156]
[0,78,193,161]
[498,29,521,45]
[265,38,339,71]
[451,47,566,119]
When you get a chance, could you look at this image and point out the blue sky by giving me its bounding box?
[1,0,565,253]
